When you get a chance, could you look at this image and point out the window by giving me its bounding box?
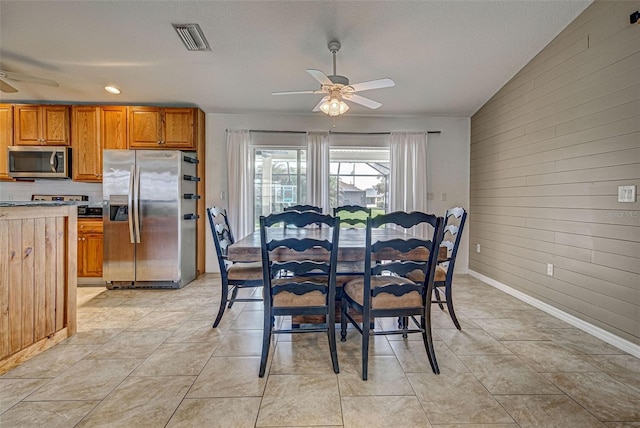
[254,148,307,223]
[329,148,389,213]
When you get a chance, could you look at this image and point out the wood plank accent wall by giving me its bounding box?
[470,0,639,345]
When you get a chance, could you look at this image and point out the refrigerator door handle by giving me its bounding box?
[133,165,141,244]
[128,165,135,244]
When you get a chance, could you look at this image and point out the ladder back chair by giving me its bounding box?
[207,207,263,328]
[283,205,323,229]
[259,210,340,377]
[340,211,444,380]
[333,205,371,227]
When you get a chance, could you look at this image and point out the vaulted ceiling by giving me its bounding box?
[0,0,592,116]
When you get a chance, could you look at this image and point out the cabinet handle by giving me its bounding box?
[183,193,201,200]
[183,174,200,182]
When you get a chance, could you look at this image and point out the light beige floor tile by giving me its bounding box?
[458,354,561,395]
[496,395,606,427]
[430,424,517,428]
[270,337,339,375]
[256,374,342,427]
[0,400,98,428]
[76,375,194,427]
[213,329,263,356]
[230,308,266,330]
[544,372,640,421]
[24,359,142,401]
[510,310,574,329]
[430,308,480,330]
[165,317,228,343]
[339,355,416,396]
[166,397,261,427]
[604,423,640,427]
[501,340,599,373]
[79,306,153,329]
[407,372,514,424]
[187,356,267,397]
[1,344,99,378]
[0,378,49,413]
[472,318,549,341]
[544,329,627,355]
[390,340,469,374]
[582,354,640,391]
[61,328,123,345]
[437,328,512,355]
[127,310,192,330]
[342,396,431,427]
[131,342,215,376]
[87,329,173,359]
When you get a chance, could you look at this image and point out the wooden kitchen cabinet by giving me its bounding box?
[0,104,13,180]
[129,107,194,149]
[77,219,103,277]
[71,106,127,182]
[14,105,70,146]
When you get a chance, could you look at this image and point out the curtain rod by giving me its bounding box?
[226,129,441,135]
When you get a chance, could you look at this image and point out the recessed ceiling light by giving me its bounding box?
[104,85,121,95]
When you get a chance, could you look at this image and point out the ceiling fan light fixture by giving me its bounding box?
[104,85,121,95]
[319,91,349,117]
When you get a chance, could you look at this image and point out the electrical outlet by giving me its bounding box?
[476,243,481,253]
[220,191,225,200]
[547,263,554,276]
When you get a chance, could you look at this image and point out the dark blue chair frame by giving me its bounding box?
[340,211,444,379]
[259,210,341,377]
[283,205,323,229]
[433,206,467,330]
[207,207,263,328]
[333,205,372,227]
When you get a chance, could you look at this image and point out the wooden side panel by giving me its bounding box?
[196,108,206,277]
[8,220,22,354]
[102,106,128,150]
[21,219,35,349]
[44,217,57,336]
[33,218,46,342]
[55,217,65,331]
[0,104,14,181]
[0,221,9,359]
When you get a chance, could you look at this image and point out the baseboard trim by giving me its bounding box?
[468,270,640,358]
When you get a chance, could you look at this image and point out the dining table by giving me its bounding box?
[227,226,447,264]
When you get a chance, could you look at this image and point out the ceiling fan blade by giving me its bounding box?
[0,79,18,93]
[312,96,329,112]
[0,70,59,87]
[349,78,395,92]
[272,90,323,95]
[307,69,333,86]
[345,94,382,109]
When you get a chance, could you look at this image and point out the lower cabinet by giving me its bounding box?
[78,219,103,277]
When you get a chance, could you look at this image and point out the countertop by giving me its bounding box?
[0,201,82,207]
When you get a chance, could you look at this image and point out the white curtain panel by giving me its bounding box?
[306,131,330,213]
[226,129,253,239]
[390,131,429,212]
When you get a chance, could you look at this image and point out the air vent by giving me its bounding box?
[172,23,211,51]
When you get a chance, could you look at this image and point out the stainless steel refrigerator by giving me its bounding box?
[102,150,199,288]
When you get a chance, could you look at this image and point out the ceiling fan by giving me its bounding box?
[0,70,59,93]
[272,41,395,116]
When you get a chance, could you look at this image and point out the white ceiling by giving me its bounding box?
[0,0,592,117]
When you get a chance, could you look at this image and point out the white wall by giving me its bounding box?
[205,113,470,273]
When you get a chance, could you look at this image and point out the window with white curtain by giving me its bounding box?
[250,131,390,225]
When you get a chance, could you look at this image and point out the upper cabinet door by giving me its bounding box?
[129,107,194,149]
[101,106,128,150]
[72,106,101,182]
[14,105,70,146]
[0,104,13,181]
[163,108,194,149]
[129,107,161,148]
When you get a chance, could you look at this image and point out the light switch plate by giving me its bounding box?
[618,185,636,203]
[547,263,554,276]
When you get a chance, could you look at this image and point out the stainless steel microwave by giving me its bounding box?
[8,146,71,179]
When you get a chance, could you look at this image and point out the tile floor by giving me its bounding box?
[1,274,639,427]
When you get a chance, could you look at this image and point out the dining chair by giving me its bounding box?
[407,206,467,330]
[283,204,323,229]
[333,204,371,227]
[340,211,444,380]
[259,210,340,377]
[207,207,263,328]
